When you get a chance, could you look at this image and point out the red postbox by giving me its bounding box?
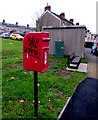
[23,32,50,73]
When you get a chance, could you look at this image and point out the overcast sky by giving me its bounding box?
[0,0,97,33]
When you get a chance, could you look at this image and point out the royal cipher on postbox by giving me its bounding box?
[23,32,50,73]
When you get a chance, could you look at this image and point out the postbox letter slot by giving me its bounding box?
[27,53,28,58]
[44,52,47,65]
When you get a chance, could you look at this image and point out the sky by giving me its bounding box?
[0,0,97,34]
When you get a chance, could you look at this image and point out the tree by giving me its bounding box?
[32,8,43,31]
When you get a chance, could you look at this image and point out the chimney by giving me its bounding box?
[60,13,65,18]
[27,24,29,28]
[16,22,18,26]
[3,19,5,23]
[69,19,74,23]
[2,19,5,24]
[44,3,51,11]
[76,22,79,25]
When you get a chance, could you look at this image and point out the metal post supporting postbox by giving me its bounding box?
[34,71,38,117]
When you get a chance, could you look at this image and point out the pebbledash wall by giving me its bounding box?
[43,25,86,58]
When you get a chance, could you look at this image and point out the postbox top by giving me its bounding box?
[23,32,50,42]
[24,31,49,37]
[29,31,49,34]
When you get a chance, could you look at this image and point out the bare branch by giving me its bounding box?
[32,8,43,28]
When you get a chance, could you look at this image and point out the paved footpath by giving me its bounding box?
[85,54,98,79]
[59,77,98,120]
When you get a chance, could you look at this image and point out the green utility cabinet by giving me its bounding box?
[55,40,64,58]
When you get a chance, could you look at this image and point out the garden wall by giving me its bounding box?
[43,26,86,58]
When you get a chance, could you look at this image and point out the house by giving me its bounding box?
[85,30,96,42]
[0,20,36,36]
[36,4,74,31]
[85,30,98,48]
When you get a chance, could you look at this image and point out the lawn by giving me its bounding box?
[2,38,87,119]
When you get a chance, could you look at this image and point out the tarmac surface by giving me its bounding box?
[59,77,97,120]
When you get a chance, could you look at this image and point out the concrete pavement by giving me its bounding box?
[84,47,98,79]
[85,54,98,79]
[66,63,87,73]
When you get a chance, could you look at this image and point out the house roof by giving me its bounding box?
[6,23,19,28]
[37,10,74,25]
[0,22,36,31]
[51,12,74,25]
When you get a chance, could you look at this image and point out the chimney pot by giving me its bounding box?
[16,22,18,26]
[3,19,5,23]
[76,22,79,25]
[45,4,51,11]
[69,19,74,23]
[2,19,5,25]
[27,24,29,27]
[60,13,65,18]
